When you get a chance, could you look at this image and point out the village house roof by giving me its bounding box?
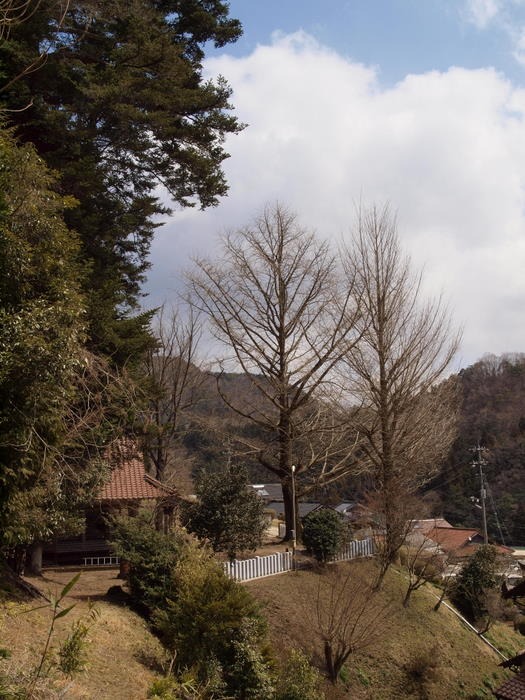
[424,526,513,558]
[98,440,173,502]
[411,518,453,534]
[494,673,525,699]
[265,500,321,519]
[250,483,284,501]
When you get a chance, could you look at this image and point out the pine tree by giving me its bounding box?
[0,0,242,364]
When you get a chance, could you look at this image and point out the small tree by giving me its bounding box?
[402,540,445,608]
[143,303,207,486]
[310,563,392,683]
[302,509,346,563]
[450,545,499,629]
[185,464,267,560]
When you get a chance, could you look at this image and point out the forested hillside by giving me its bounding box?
[172,353,525,549]
[435,354,525,544]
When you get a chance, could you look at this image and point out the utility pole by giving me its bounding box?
[472,444,488,545]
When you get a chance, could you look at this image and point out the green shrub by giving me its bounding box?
[185,464,267,560]
[450,545,499,624]
[302,509,345,562]
[275,649,324,700]
[58,605,99,676]
[229,618,275,699]
[110,511,188,614]
[153,542,267,697]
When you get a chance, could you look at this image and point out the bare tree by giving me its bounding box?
[310,563,392,683]
[187,203,362,538]
[341,204,460,587]
[142,304,207,486]
[401,524,447,608]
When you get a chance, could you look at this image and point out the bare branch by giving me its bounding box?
[187,203,363,537]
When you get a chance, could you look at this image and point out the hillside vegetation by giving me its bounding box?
[435,354,525,543]
[247,560,523,700]
[1,561,523,699]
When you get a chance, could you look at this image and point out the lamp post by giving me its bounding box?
[291,464,296,570]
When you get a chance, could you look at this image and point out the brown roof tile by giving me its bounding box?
[495,673,525,700]
[426,526,481,552]
[424,526,513,558]
[98,440,169,501]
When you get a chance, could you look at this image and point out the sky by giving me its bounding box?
[146,0,525,369]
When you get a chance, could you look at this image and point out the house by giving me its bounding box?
[42,440,175,568]
[250,482,322,521]
[423,526,514,562]
[494,650,525,699]
[411,518,454,534]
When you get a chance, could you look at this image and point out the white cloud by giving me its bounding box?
[464,0,502,28]
[147,32,525,367]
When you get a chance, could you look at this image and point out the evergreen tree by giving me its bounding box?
[0,128,84,547]
[302,509,346,563]
[0,0,242,363]
[186,464,267,560]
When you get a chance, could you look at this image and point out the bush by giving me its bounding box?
[58,605,99,676]
[110,511,188,614]
[147,662,225,700]
[275,649,325,700]
[153,542,269,696]
[302,509,345,562]
[229,619,275,699]
[450,545,499,625]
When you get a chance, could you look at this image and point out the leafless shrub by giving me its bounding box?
[307,563,393,683]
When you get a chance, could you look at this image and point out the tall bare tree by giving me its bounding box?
[143,304,207,487]
[342,204,460,587]
[188,204,362,538]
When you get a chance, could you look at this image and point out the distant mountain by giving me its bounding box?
[432,354,525,545]
[167,354,525,544]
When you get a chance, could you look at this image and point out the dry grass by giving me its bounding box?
[246,559,524,700]
[1,561,524,699]
[1,568,166,699]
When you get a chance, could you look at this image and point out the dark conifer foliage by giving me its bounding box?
[0,0,242,362]
[434,354,525,544]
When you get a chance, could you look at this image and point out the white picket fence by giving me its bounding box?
[330,537,374,562]
[222,538,375,583]
[223,551,293,582]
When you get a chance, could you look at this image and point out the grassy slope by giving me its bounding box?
[247,560,524,700]
[0,568,166,699]
[1,562,523,699]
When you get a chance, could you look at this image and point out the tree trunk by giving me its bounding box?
[281,477,296,541]
[27,543,43,575]
[324,640,337,683]
[403,584,413,608]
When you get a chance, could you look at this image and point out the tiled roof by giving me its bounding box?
[98,440,170,501]
[425,527,484,554]
[494,673,525,699]
[412,518,453,533]
[425,527,513,558]
[250,483,283,501]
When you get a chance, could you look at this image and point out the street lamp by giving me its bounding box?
[291,464,296,570]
